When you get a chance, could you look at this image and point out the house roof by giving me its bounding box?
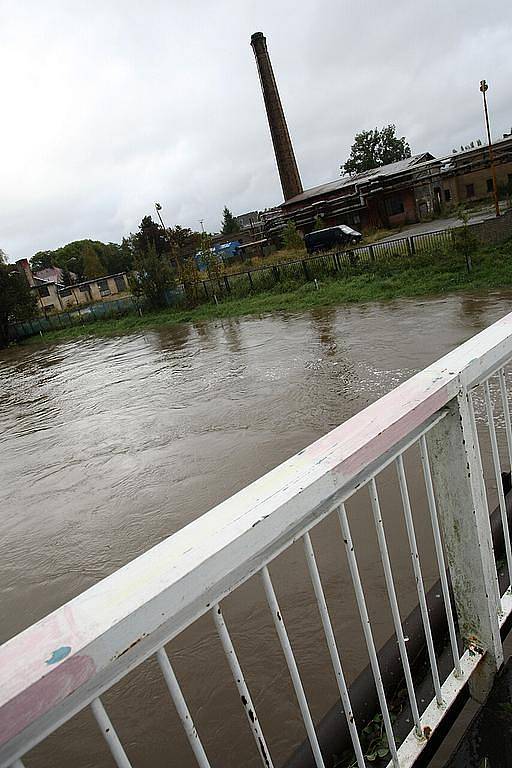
[282,153,436,207]
[33,266,74,284]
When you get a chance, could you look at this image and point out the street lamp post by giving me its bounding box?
[155,202,181,279]
[480,79,500,217]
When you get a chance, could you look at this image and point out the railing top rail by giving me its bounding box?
[3,311,512,763]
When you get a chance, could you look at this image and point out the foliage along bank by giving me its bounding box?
[15,238,512,347]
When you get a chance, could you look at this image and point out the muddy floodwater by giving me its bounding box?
[1,292,511,768]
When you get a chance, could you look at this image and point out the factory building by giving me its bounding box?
[250,31,512,241]
[261,134,512,240]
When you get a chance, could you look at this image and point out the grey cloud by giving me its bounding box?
[1,0,511,260]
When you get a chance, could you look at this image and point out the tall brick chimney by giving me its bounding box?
[251,32,303,202]
[16,258,35,287]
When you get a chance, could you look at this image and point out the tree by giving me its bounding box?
[199,233,223,281]
[342,125,411,176]
[313,215,325,231]
[30,239,132,279]
[81,243,106,279]
[131,243,175,309]
[221,207,240,235]
[116,236,138,273]
[0,263,38,348]
[453,206,478,273]
[100,241,134,274]
[168,226,201,262]
[134,215,169,258]
[180,255,201,307]
[31,250,54,272]
[282,221,303,250]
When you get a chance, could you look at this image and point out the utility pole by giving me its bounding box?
[155,202,181,279]
[480,80,500,217]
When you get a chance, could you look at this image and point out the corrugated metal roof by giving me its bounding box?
[439,133,512,171]
[282,153,435,207]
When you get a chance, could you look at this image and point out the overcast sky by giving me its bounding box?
[1,0,511,261]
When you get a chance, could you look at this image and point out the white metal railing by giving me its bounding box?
[3,312,512,768]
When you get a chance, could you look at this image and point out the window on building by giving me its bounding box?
[444,189,451,202]
[486,178,494,193]
[37,285,50,297]
[386,196,405,216]
[97,279,111,296]
[59,288,73,297]
[466,183,475,198]
[114,276,126,292]
[45,304,54,311]
[80,285,90,292]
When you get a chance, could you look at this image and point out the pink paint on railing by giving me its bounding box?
[3,310,512,761]
[0,655,95,745]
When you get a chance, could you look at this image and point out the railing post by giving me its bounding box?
[426,393,503,702]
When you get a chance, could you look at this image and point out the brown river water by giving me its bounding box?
[1,292,510,768]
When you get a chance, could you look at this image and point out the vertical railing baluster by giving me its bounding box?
[337,503,399,768]
[426,394,503,702]
[260,566,326,768]
[212,603,274,768]
[302,532,366,768]
[484,380,512,588]
[90,698,133,768]
[396,454,443,704]
[467,389,502,616]
[420,435,461,676]
[468,389,488,493]
[498,368,512,472]
[369,477,423,736]
[157,647,211,768]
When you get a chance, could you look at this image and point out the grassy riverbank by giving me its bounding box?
[21,240,512,345]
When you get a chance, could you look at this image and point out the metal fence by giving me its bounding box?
[6,218,501,341]
[195,228,456,301]
[2,312,512,768]
[10,289,189,341]
[9,297,142,341]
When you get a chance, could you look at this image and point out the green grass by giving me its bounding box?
[20,240,512,345]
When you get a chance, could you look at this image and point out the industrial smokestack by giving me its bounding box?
[251,32,303,202]
[16,258,35,287]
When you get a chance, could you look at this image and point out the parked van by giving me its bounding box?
[304,225,362,254]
